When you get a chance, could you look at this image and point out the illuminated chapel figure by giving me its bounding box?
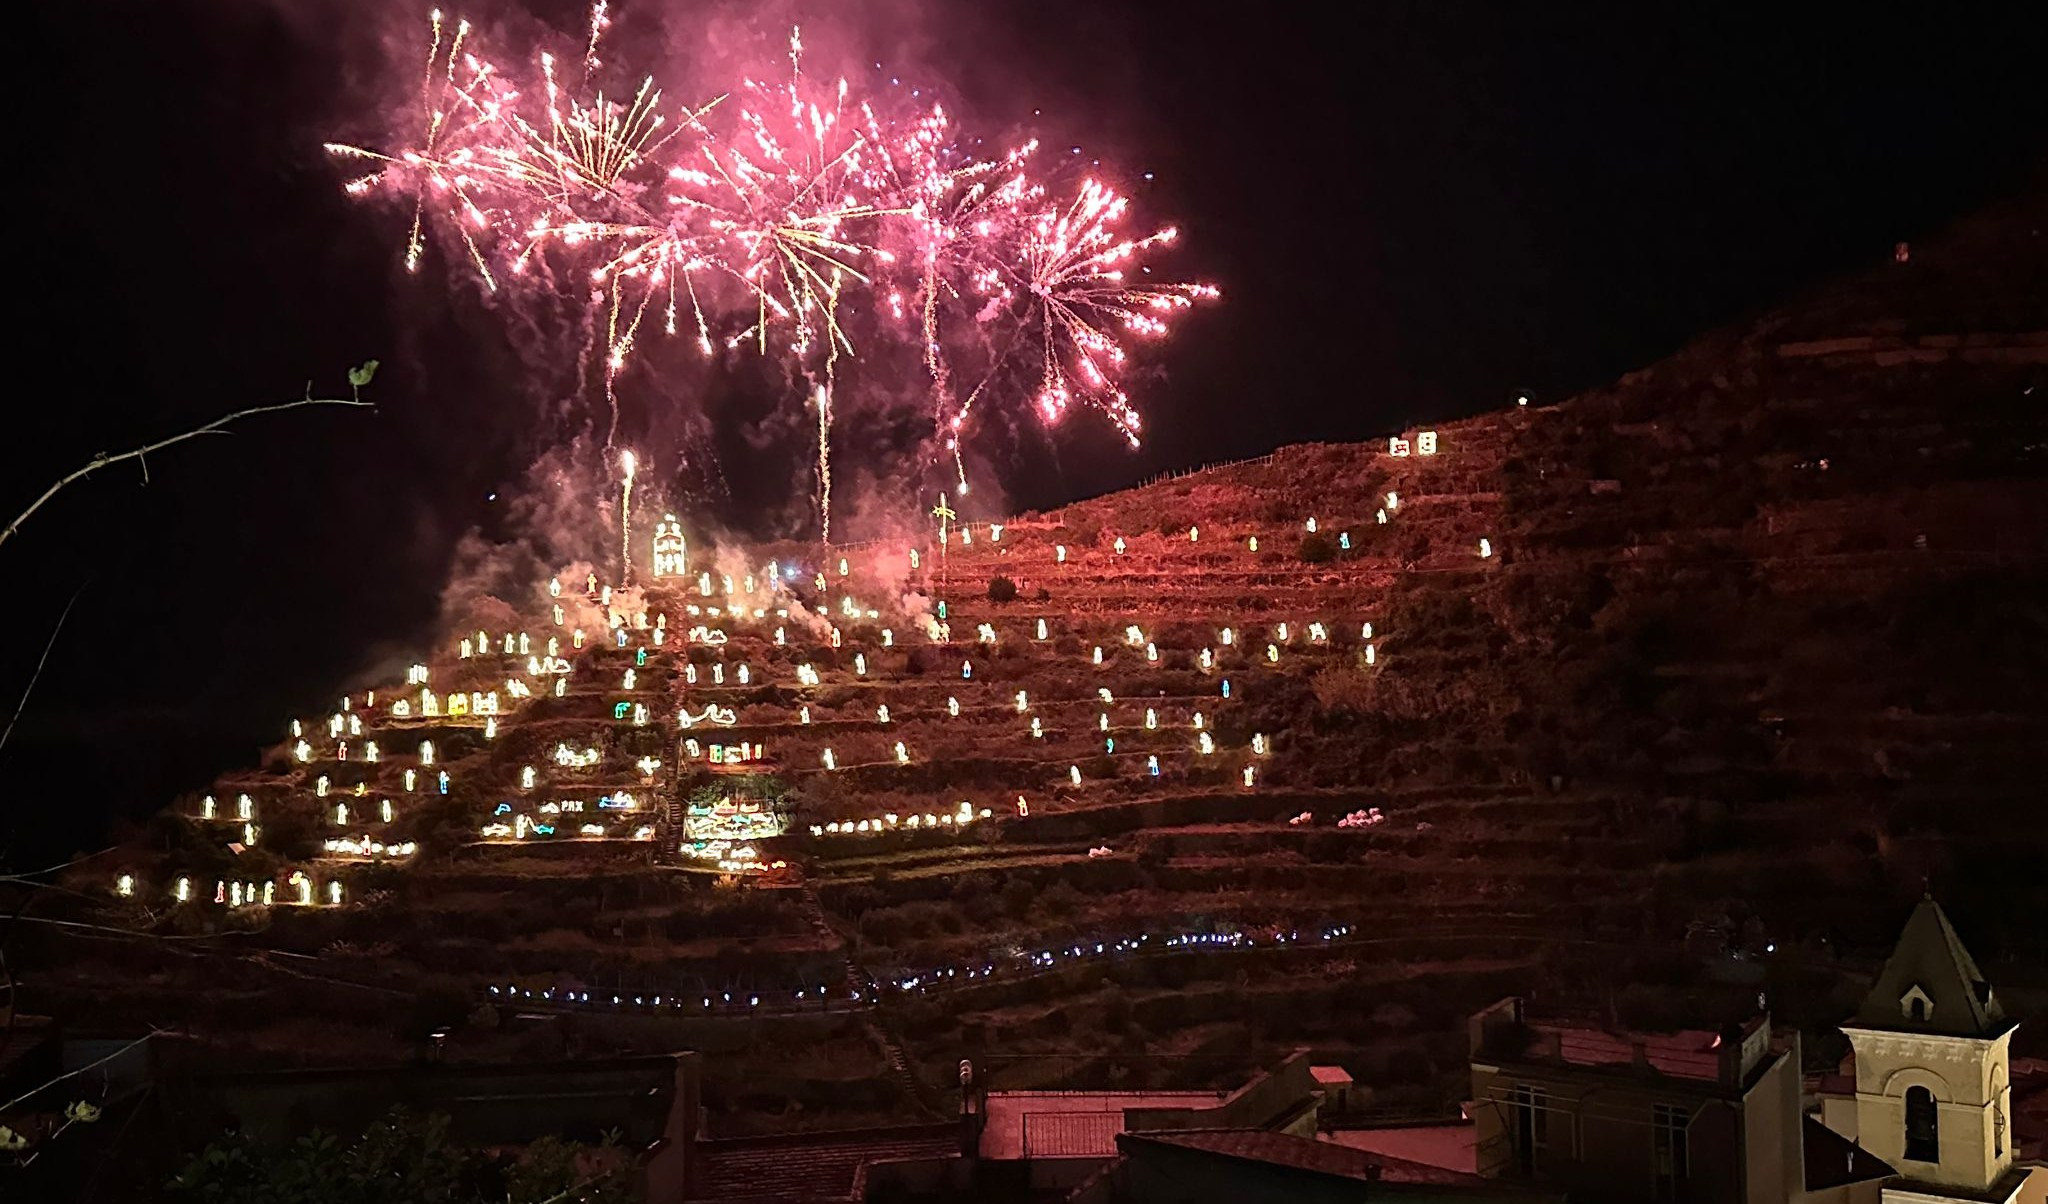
[652,514,688,579]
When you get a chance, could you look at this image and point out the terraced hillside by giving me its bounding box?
[38,196,2048,1132]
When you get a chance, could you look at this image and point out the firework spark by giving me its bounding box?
[332,9,1216,532]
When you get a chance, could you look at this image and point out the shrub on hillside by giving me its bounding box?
[987,575,1019,603]
[1297,532,1336,563]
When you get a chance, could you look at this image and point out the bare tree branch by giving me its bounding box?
[1,371,375,550]
[0,586,84,755]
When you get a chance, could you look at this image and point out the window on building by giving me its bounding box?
[1905,1086,1939,1162]
[1910,997,1927,1022]
[1993,1100,2005,1158]
[1652,1104,1689,1201]
[1509,1084,1549,1172]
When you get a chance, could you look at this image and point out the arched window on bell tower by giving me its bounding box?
[1909,997,1926,1022]
[1904,1086,1939,1162]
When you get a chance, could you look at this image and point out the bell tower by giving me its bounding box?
[1840,897,2023,1202]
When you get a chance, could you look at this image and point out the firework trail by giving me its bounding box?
[618,448,637,582]
[331,7,1216,536]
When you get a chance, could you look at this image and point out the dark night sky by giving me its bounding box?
[5,1,2044,863]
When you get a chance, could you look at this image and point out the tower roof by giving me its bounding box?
[1854,897,2007,1038]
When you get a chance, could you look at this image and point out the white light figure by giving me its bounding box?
[894,742,909,764]
[1099,713,1110,732]
[460,638,472,658]
[1277,623,1290,642]
[1056,544,1067,563]
[1243,765,1257,787]
[202,795,216,819]
[1306,516,1318,533]
[1249,536,1259,552]
[554,679,566,697]
[1069,765,1082,786]
[652,514,688,578]
[1340,531,1351,549]
[550,577,561,598]
[685,663,698,685]
[1199,733,1215,755]
[380,799,393,823]
[419,741,434,766]
[349,713,363,737]
[328,714,343,739]
[1114,536,1127,555]
[1365,644,1377,665]
[961,660,973,680]
[521,766,537,790]
[263,882,275,906]
[797,664,819,686]
[244,822,259,846]
[1377,509,1388,524]
[877,705,892,724]
[1386,491,1399,511]
[176,877,191,902]
[909,548,919,570]
[485,717,497,740]
[800,706,811,724]
[1125,624,1144,645]
[437,770,449,793]
[329,881,343,905]
[1035,619,1048,640]
[737,664,751,685]
[822,749,836,770]
[1267,644,1280,663]
[1479,538,1493,558]
[1099,688,1115,704]
[1145,708,1158,730]
[1417,430,1438,455]
[421,690,438,717]
[774,626,786,646]
[364,741,379,763]
[336,802,349,825]
[1193,712,1205,730]
[293,740,311,762]
[1201,648,1214,670]
[1189,526,1199,542]
[404,769,417,791]
[830,627,842,648]
[947,696,961,717]
[855,653,867,677]
[230,882,243,907]
[978,623,998,644]
[117,874,134,897]
[1093,646,1104,665]
[1309,622,1328,643]
[1031,717,1043,738]
[315,775,330,797]
[574,628,586,649]
[1389,436,1411,457]
[1252,733,1268,755]
[882,629,894,647]
[1146,643,1159,662]
[1015,691,1030,713]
